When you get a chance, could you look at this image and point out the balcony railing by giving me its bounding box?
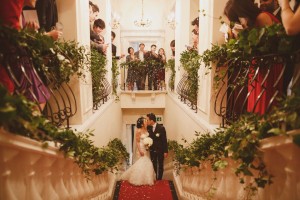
[213,53,297,125]
[93,78,112,110]
[4,56,77,128]
[120,60,166,91]
[176,73,197,112]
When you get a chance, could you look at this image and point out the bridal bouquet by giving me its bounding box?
[143,137,153,150]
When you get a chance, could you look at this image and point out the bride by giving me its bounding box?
[120,117,155,186]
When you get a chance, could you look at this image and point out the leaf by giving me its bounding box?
[267,128,283,135]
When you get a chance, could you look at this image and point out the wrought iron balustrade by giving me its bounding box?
[176,73,197,112]
[3,53,77,128]
[214,53,298,125]
[93,78,112,110]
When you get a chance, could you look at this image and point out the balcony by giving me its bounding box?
[120,90,167,109]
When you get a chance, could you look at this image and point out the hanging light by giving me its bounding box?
[134,0,152,27]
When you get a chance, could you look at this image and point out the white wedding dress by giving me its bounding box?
[120,132,155,186]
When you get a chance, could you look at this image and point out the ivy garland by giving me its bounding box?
[0,25,90,88]
[120,59,163,89]
[91,49,107,108]
[179,49,201,102]
[111,58,120,99]
[0,85,129,177]
[165,58,175,91]
[201,24,298,69]
[168,87,300,198]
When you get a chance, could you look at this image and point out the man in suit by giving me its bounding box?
[134,43,147,90]
[146,113,168,180]
[145,44,160,90]
[260,0,281,22]
[90,18,108,55]
[111,31,124,59]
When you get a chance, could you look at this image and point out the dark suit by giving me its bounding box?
[36,0,58,32]
[112,44,122,59]
[148,123,168,180]
[145,51,160,90]
[134,51,146,90]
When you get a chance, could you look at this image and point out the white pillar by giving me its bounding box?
[197,0,226,124]
[174,0,191,89]
[56,0,93,125]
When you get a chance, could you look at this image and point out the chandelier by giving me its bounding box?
[134,0,151,27]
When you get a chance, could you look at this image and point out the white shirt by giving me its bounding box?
[139,51,144,61]
[152,123,157,132]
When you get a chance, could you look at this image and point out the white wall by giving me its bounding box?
[81,100,123,147]
[164,93,218,143]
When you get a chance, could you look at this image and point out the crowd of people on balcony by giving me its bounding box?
[0,0,62,111]
[222,0,300,115]
[124,44,167,91]
[1,0,299,118]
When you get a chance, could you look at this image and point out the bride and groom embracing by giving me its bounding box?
[121,113,168,186]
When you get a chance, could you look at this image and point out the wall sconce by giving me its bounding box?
[167,12,176,30]
[111,12,120,29]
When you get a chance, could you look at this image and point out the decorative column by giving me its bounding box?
[174,0,191,88]
[0,149,19,200]
[56,0,93,125]
[197,0,226,124]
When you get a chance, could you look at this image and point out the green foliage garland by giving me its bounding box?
[165,59,175,90]
[168,87,300,197]
[201,24,298,69]
[111,59,119,98]
[0,85,129,177]
[179,49,201,101]
[91,49,107,108]
[0,25,89,87]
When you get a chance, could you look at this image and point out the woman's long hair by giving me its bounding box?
[224,0,261,28]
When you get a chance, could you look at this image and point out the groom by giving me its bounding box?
[146,113,168,180]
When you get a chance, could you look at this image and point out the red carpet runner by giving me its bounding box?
[113,180,178,200]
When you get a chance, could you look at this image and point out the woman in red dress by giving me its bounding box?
[224,0,283,115]
[0,0,51,110]
[0,0,24,93]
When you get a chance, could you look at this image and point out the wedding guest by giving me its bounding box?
[90,18,108,55]
[134,43,147,90]
[126,47,137,90]
[35,0,62,40]
[170,40,175,59]
[260,0,282,22]
[89,1,99,27]
[278,0,300,35]
[157,48,166,89]
[224,0,283,115]
[278,0,300,92]
[0,0,51,110]
[111,31,125,59]
[191,17,199,34]
[187,29,199,51]
[145,44,160,90]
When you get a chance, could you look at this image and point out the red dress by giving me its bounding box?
[0,0,24,93]
[247,12,283,115]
